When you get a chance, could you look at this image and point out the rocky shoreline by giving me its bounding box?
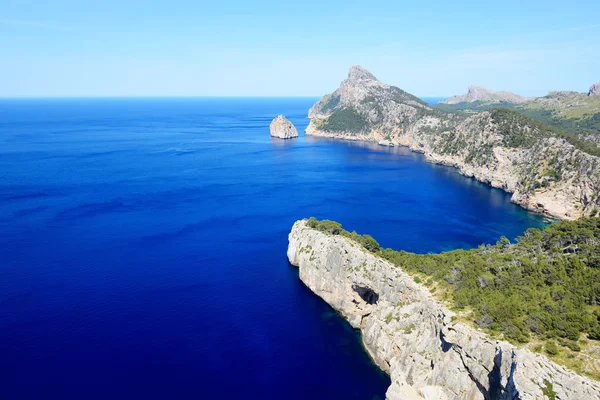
[305,66,600,221]
[287,219,600,399]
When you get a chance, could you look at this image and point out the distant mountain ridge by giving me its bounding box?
[306,66,600,220]
[437,81,600,148]
[440,85,530,105]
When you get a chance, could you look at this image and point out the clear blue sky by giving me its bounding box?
[1,0,599,97]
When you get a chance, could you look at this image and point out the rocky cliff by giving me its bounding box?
[589,83,600,97]
[270,115,298,139]
[440,86,530,105]
[288,219,600,399]
[306,66,600,220]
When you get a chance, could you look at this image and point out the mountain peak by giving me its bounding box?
[347,65,378,82]
[441,86,529,105]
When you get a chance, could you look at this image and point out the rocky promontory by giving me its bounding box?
[288,219,600,399]
[270,115,298,139]
[590,82,600,96]
[440,85,530,105]
[306,66,600,220]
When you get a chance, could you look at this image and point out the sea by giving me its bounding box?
[0,97,546,399]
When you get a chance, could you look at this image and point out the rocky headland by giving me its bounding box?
[270,115,298,139]
[306,66,600,220]
[440,86,530,105]
[288,219,600,399]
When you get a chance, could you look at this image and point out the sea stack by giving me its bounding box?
[269,115,298,139]
[589,82,600,96]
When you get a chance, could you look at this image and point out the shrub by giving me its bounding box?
[404,323,416,334]
[542,379,557,400]
[545,341,559,356]
[361,234,380,252]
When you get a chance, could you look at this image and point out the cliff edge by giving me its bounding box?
[288,219,600,399]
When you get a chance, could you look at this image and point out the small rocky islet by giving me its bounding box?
[269,115,298,139]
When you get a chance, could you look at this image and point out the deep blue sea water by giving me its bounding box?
[0,98,546,399]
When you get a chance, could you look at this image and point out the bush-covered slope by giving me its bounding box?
[434,95,600,156]
[307,217,600,344]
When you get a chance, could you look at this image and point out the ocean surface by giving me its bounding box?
[0,98,546,399]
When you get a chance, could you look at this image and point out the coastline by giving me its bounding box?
[287,219,600,399]
[305,124,583,221]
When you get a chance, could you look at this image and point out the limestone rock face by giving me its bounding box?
[287,220,600,400]
[270,115,298,139]
[589,82,600,96]
[306,66,600,220]
[440,85,531,104]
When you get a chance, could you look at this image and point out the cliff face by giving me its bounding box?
[287,220,600,400]
[440,86,530,105]
[306,67,600,220]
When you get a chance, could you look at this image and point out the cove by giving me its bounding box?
[0,97,546,399]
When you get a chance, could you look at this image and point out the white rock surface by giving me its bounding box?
[269,115,298,139]
[589,82,600,96]
[288,220,600,400]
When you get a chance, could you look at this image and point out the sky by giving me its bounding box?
[1,0,599,97]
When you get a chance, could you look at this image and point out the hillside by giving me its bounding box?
[436,84,600,152]
[439,85,530,105]
[306,66,600,220]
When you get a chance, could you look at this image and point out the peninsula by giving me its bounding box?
[288,217,600,399]
[306,66,600,220]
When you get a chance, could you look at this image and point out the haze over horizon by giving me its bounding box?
[2,0,599,98]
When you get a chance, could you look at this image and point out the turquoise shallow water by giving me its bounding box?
[0,97,546,399]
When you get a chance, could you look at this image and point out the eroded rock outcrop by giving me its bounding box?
[441,86,530,105]
[288,220,600,399]
[270,115,298,139]
[306,66,600,220]
[589,82,600,97]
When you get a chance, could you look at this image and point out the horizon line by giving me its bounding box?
[0,95,450,100]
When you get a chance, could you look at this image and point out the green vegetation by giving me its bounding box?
[490,108,554,148]
[434,101,600,157]
[316,107,370,133]
[306,217,342,234]
[544,169,561,181]
[541,379,557,400]
[307,217,381,251]
[385,313,394,324]
[318,94,341,113]
[434,100,513,113]
[545,341,559,356]
[518,108,600,135]
[305,217,600,345]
